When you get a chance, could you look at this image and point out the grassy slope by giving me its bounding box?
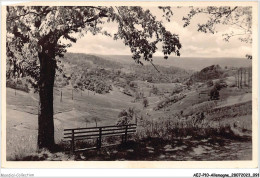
[6,84,252,160]
[6,85,141,158]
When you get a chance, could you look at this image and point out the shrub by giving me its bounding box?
[207,80,214,87]
[116,108,136,125]
[209,79,228,100]
[154,93,186,111]
[171,86,183,95]
[123,88,133,96]
[6,79,30,93]
[17,79,23,85]
[129,81,137,88]
[214,79,227,90]
[134,91,144,101]
[210,87,219,100]
[143,98,149,108]
[151,85,158,95]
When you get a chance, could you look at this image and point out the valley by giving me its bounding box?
[6,53,252,161]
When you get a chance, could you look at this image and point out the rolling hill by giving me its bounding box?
[94,54,252,71]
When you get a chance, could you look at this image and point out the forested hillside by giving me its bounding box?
[55,53,191,94]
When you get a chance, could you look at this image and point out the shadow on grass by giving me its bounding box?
[10,121,251,161]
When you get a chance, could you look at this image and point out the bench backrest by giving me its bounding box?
[64,124,137,141]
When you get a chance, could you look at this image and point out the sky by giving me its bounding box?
[66,7,252,58]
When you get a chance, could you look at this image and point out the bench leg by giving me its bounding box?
[121,134,128,145]
[70,130,75,154]
[96,138,102,149]
[125,134,127,143]
[70,140,74,155]
[121,135,125,144]
[96,138,99,149]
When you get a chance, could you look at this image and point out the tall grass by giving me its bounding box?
[135,113,241,141]
[6,133,37,160]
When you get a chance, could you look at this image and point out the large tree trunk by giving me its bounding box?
[37,49,56,150]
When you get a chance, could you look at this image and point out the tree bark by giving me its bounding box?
[37,49,56,150]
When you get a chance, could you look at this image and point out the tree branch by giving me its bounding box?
[84,12,108,23]
[7,11,39,22]
[150,61,160,73]
[7,7,53,22]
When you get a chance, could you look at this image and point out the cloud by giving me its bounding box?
[66,7,252,58]
[67,33,131,55]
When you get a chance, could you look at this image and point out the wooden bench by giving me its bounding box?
[64,124,137,153]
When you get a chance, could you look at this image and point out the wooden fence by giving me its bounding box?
[64,124,137,153]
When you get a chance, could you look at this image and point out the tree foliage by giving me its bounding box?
[6,6,182,89]
[189,65,224,83]
[245,54,252,60]
[182,6,252,43]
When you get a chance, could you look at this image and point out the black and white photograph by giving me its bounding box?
[1,1,258,170]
